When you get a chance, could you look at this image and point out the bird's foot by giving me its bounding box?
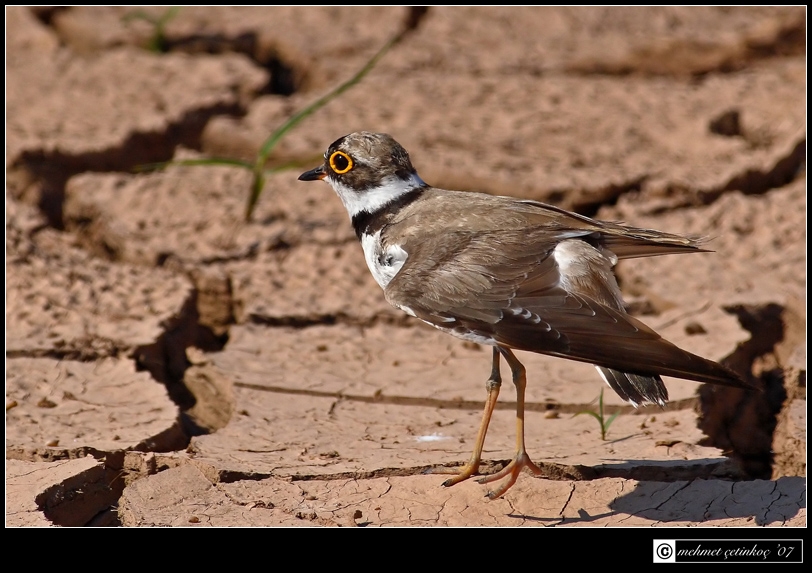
[476,451,542,499]
[425,461,481,487]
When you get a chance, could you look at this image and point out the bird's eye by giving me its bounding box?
[329,151,353,174]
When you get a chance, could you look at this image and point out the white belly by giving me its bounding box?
[428,322,498,346]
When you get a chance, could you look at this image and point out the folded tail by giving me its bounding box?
[596,367,668,407]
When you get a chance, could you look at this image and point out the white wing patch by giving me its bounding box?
[360,230,408,289]
[553,239,624,308]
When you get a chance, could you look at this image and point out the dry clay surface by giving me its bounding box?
[6,7,806,528]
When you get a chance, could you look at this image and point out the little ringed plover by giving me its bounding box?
[299,131,755,499]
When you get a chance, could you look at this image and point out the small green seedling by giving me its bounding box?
[122,6,181,53]
[574,388,619,441]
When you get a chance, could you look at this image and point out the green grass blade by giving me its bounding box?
[604,412,620,435]
[157,6,181,27]
[245,170,266,221]
[255,31,403,165]
[262,154,326,175]
[122,7,180,53]
[574,410,602,423]
[245,25,411,220]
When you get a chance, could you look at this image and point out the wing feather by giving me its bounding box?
[383,215,747,388]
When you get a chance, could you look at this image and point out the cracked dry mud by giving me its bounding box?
[6,6,806,527]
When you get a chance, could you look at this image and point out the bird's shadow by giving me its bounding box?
[508,474,805,526]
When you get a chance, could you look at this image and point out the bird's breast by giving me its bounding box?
[360,230,408,289]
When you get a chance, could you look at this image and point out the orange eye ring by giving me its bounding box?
[329,151,353,174]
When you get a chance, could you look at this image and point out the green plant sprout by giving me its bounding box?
[122,6,181,53]
[140,10,422,222]
[574,388,620,441]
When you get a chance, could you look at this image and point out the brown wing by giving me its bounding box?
[384,226,746,388]
[513,199,710,259]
